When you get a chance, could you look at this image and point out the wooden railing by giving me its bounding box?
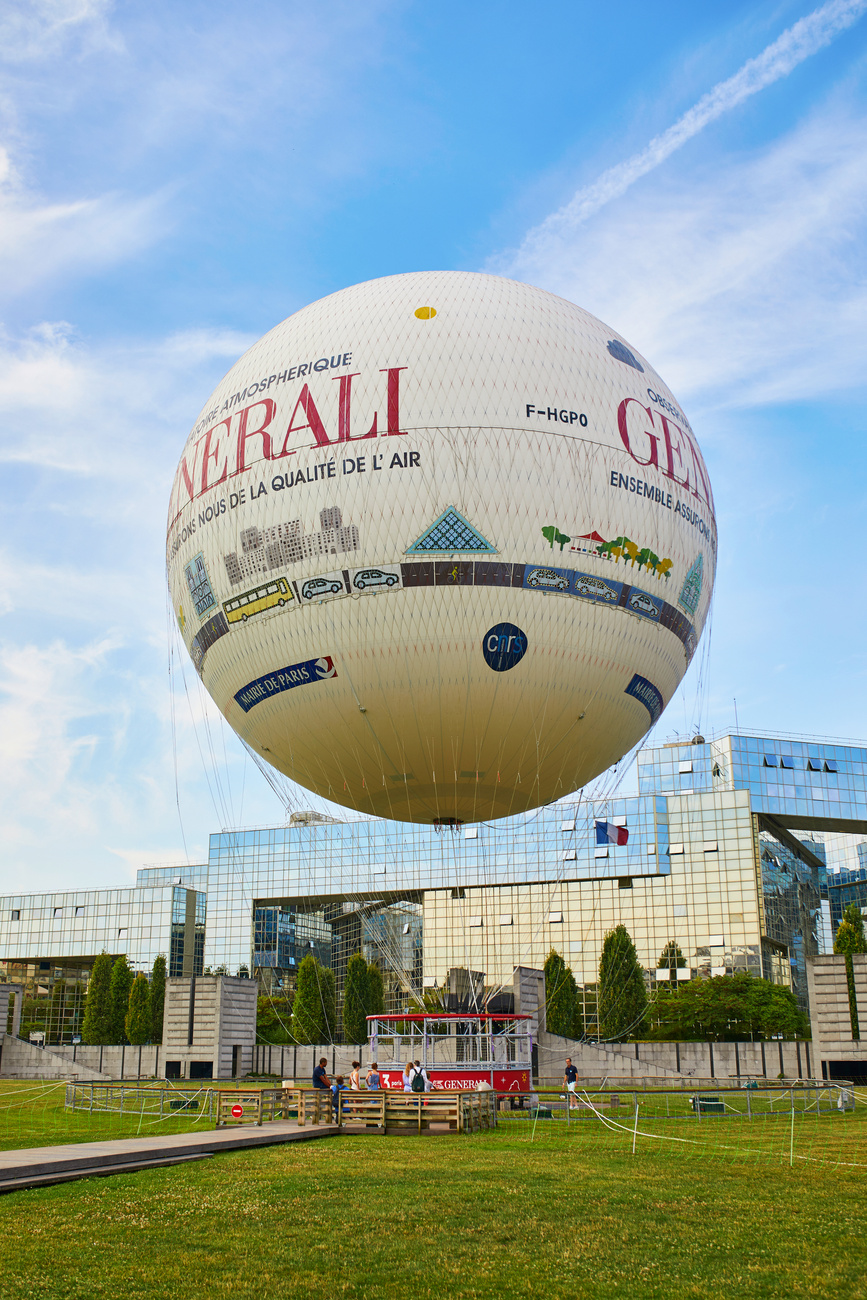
[287,1087,498,1134]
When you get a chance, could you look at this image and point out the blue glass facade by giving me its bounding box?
[2,732,865,1027]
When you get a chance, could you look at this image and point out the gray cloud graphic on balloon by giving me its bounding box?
[607,339,644,372]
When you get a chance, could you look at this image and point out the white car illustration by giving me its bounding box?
[629,592,660,617]
[302,577,344,601]
[526,567,570,591]
[353,569,399,590]
[574,578,617,602]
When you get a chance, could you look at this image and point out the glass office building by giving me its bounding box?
[1,732,865,1038]
[0,884,204,1043]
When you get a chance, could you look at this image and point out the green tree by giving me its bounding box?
[648,973,807,1041]
[367,962,385,1017]
[256,995,293,1044]
[125,972,152,1044]
[544,949,577,1037]
[291,955,337,1044]
[343,952,370,1043]
[597,925,647,1040]
[81,952,113,1045]
[656,940,687,984]
[834,902,866,1040]
[150,954,166,1044]
[108,954,134,1045]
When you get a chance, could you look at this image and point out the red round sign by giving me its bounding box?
[231,1104,244,1118]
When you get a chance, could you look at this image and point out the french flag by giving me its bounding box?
[596,821,628,846]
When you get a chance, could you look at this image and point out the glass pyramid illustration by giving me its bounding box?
[406,507,496,554]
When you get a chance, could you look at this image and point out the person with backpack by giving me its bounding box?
[330,1074,347,1120]
[410,1060,427,1093]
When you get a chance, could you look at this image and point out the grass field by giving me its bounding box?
[1,1127,866,1299]
[0,1080,224,1149]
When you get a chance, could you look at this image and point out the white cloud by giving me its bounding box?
[0,0,118,65]
[0,187,170,302]
[513,0,867,261]
[500,105,867,409]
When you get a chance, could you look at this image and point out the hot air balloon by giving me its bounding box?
[167,272,715,824]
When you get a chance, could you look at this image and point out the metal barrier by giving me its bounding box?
[62,1081,500,1135]
[65,1082,217,1122]
[492,1083,859,1123]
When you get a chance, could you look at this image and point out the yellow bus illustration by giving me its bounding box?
[223,577,293,624]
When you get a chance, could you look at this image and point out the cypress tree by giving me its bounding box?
[125,972,152,1044]
[343,951,370,1043]
[319,964,337,1044]
[367,962,385,1017]
[834,902,866,1040]
[597,924,647,1041]
[150,954,166,1044]
[544,949,577,1037]
[82,952,113,1044]
[108,954,134,1045]
[291,954,336,1044]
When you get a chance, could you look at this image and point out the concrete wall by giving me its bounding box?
[161,975,258,1080]
[536,1031,816,1083]
[0,1035,110,1081]
[0,985,23,1038]
[806,955,867,1074]
[50,1044,161,1079]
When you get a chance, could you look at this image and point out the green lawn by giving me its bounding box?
[0,1080,221,1149]
[1,1129,866,1299]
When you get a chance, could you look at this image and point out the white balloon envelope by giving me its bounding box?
[167,272,716,823]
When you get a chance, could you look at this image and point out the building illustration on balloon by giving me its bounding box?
[223,506,360,586]
[166,270,717,824]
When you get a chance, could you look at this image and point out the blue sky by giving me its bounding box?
[1,0,866,891]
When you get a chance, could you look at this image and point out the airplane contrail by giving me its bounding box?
[518,0,867,251]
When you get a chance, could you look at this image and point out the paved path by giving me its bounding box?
[0,1120,339,1193]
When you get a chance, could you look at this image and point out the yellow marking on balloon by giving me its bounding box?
[414,306,437,319]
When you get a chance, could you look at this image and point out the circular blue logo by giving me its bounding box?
[482,623,528,673]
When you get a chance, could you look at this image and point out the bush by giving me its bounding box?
[257,995,294,1044]
[647,972,808,1041]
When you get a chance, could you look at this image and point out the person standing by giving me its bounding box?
[402,1061,414,1091]
[365,1061,381,1090]
[349,1060,362,1090]
[312,1058,330,1090]
[410,1060,428,1093]
[563,1057,579,1110]
[331,1074,347,1120]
